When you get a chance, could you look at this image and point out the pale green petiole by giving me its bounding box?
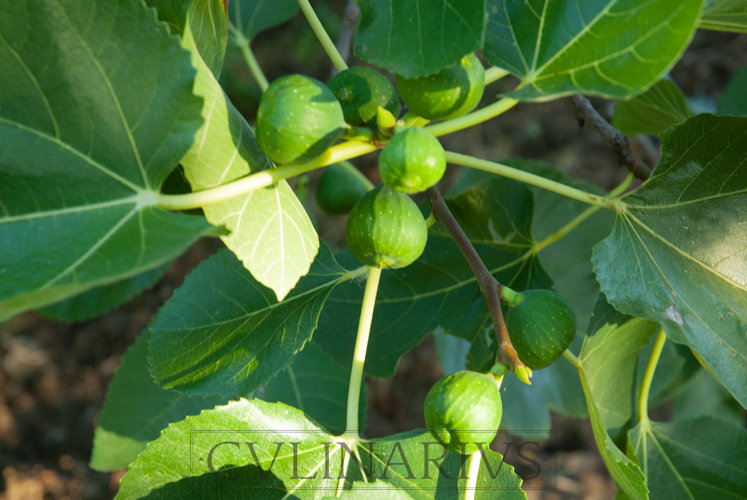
[345,266,382,439]
[297,0,348,72]
[638,328,667,424]
[157,141,376,211]
[444,151,626,211]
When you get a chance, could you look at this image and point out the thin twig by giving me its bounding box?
[424,187,525,371]
[569,95,652,180]
[329,0,360,78]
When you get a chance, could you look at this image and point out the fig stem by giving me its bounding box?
[156,141,376,210]
[425,187,527,374]
[639,328,667,424]
[297,0,349,73]
[345,266,382,440]
[464,449,482,500]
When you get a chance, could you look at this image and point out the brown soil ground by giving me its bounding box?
[1,4,746,498]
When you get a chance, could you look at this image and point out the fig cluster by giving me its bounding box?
[255,56,486,270]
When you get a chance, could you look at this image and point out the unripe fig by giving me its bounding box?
[328,67,401,126]
[424,370,502,455]
[396,53,485,120]
[379,127,446,193]
[506,289,577,370]
[345,184,427,269]
[256,75,348,165]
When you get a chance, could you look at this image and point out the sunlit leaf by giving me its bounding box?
[613,79,691,136]
[581,295,659,439]
[90,331,227,472]
[484,0,702,101]
[179,19,319,301]
[354,0,487,78]
[146,0,228,77]
[630,416,747,499]
[149,242,358,397]
[575,359,649,500]
[592,114,747,408]
[0,0,212,322]
[117,399,527,499]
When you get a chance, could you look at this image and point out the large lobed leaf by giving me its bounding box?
[149,242,356,398]
[484,0,703,101]
[0,0,212,322]
[592,114,747,408]
[116,399,526,499]
[354,0,487,78]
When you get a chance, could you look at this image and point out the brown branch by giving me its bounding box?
[329,0,360,78]
[569,94,652,180]
[424,187,525,372]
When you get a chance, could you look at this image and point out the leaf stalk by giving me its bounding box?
[638,328,667,423]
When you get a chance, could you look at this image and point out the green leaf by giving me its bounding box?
[0,0,212,322]
[484,0,703,101]
[673,369,745,423]
[262,341,365,434]
[630,416,747,499]
[592,114,747,408]
[701,0,747,33]
[116,399,341,499]
[580,296,659,439]
[117,399,526,499]
[354,0,487,78]
[231,0,299,41]
[180,19,319,302]
[315,176,553,379]
[149,242,357,397]
[146,0,229,78]
[718,67,747,116]
[90,330,227,472]
[37,264,168,322]
[613,79,691,136]
[575,360,649,500]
